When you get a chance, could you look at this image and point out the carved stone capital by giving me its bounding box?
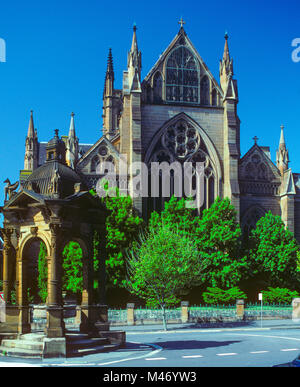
[1,227,13,248]
[30,226,38,237]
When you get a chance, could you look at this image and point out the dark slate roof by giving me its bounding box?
[23,160,83,198]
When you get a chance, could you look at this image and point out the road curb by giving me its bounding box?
[125,325,300,335]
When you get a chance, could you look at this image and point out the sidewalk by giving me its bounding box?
[110,319,300,333]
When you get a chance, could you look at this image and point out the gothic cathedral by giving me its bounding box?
[20,24,300,242]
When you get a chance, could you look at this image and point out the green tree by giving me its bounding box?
[37,241,48,303]
[194,197,247,288]
[62,241,83,297]
[248,212,299,289]
[126,223,200,330]
[149,196,247,289]
[148,196,196,235]
[102,187,144,289]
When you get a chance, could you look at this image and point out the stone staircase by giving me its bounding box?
[66,332,118,357]
[0,333,44,358]
[0,332,122,359]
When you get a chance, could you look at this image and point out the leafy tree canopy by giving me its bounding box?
[62,241,83,295]
[194,197,247,288]
[126,223,200,330]
[249,212,300,288]
[101,186,143,288]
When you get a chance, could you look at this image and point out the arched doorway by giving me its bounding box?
[22,237,48,304]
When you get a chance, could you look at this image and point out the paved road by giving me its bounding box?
[0,320,300,367]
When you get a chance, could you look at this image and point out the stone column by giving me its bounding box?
[127,303,135,326]
[79,245,94,333]
[45,224,64,338]
[97,227,107,305]
[292,298,300,322]
[181,301,189,324]
[1,228,13,303]
[0,229,20,334]
[236,299,245,320]
[16,245,31,334]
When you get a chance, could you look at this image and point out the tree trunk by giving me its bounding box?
[161,306,167,331]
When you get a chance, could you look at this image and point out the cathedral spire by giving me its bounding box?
[127,24,142,91]
[131,24,138,53]
[279,124,286,147]
[219,32,235,96]
[103,48,114,99]
[276,124,289,175]
[223,32,230,62]
[27,110,35,138]
[66,112,79,169]
[220,32,233,78]
[69,112,76,137]
[24,110,38,171]
[106,48,114,81]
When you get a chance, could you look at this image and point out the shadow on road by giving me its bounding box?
[152,340,241,351]
[181,321,257,330]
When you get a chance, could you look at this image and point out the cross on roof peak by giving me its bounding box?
[253,136,259,145]
[178,17,186,28]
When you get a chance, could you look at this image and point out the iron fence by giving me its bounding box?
[108,309,128,323]
[134,307,181,322]
[189,305,236,321]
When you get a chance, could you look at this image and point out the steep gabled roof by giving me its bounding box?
[142,27,223,96]
[76,136,120,166]
[3,189,45,209]
[240,143,281,180]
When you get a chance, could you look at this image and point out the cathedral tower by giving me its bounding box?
[220,33,240,219]
[120,25,143,213]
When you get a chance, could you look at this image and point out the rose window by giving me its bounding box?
[162,120,200,159]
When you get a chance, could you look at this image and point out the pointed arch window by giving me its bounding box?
[242,206,266,237]
[147,119,218,214]
[200,76,210,105]
[212,89,217,106]
[90,156,100,173]
[166,46,199,103]
[153,72,162,103]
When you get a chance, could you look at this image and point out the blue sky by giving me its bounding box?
[0,0,299,206]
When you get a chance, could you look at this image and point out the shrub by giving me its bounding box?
[202,287,247,305]
[262,287,299,304]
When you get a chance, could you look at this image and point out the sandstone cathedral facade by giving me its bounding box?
[19,23,300,242]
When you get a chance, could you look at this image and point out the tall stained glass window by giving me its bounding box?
[166,46,199,103]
